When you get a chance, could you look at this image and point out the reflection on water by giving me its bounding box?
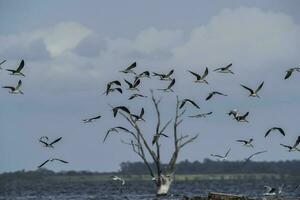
[1,179,300,200]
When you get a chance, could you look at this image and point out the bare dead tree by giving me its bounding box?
[108,90,198,195]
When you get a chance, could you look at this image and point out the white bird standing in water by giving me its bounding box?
[112,175,126,185]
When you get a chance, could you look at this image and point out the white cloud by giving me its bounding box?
[172,7,300,68]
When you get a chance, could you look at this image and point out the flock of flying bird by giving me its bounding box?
[2,59,300,193]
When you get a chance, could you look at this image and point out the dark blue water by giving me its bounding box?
[1,179,300,200]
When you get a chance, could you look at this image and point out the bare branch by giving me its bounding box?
[179,134,199,149]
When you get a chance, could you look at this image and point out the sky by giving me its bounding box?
[0,0,300,173]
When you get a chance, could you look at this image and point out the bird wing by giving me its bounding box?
[179,100,187,109]
[205,93,213,101]
[214,91,227,96]
[166,69,174,77]
[276,127,285,136]
[210,154,223,158]
[236,140,247,143]
[265,128,272,137]
[0,60,6,66]
[124,79,133,88]
[2,86,14,90]
[248,150,267,159]
[90,115,101,120]
[167,79,175,89]
[292,136,300,148]
[160,133,169,138]
[255,81,264,93]
[133,79,140,88]
[242,112,249,118]
[125,62,136,70]
[52,158,68,163]
[16,60,25,72]
[240,84,254,94]
[280,144,291,149]
[116,126,130,132]
[140,108,145,118]
[119,106,131,114]
[224,63,232,69]
[15,80,22,90]
[202,67,209,78]
[38,159,50,168]
[225,148,231,157]
[285,70,293,79]
[50,137,62,145]
[103,129,113,143]
[188,70,200,79]
[111,80,121,86]
[186,99,200,109]
[39,140,49,146]
[213,67,223,71]
[115,88,122,94]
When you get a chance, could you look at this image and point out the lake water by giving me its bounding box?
[1,179,300,200]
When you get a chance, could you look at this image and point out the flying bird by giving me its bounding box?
[265,127,285,138]
[210,148,231,161]
[103,126,130,143]
[38,158,68,168]
[280,136,300,152]
[284,67,300,79]
[152,69,174,81]
[105,80,122,95]
[240,81,264,98]
[179,99,200,109]
[136,71,150,78]
[236,138,254,148]
[234,112,249,122]
[119,62,137,74]
[152,133,169,145]
[213,63,234,74]
[112,175,126,185]
[131,108,145,122]
[2,80,24,94]
[6,59,25,76]
[227,109,239,118]
[83,115,101,123]
[112,106,131,117]
[188,67,209,84]
[244,150,267,163]
[124,78,141,91]
[39,137,62,148]
[128,93,147,100]
[157,78,175,92]
[0,60,6,69]
[205,91,227,101]
[189,112,213,118]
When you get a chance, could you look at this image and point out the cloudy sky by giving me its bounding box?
[1,0,300,173]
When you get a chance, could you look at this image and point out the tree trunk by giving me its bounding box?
[156,174,174,196]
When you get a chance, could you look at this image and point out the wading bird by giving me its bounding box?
[240,81,264,98]
[112,175,126,185]
[189,112,213,118]
[124,78,141,91]
[119,62,137,74]
[284,67,300,79]
[265,127,285,138]
[112,106,131,117]
[179,99,200,109]
[128,93,147,100]
[83,115,101,123]
[213,63,234,74]
[280,136,300,152]
[236,138,254,148]
[187,67,209,84]
[103,127,131,143]
[38,158,68,168]
[6,59,25,76]
[2,80,24,94]
[210,148,231,161]
[152,69,174,80]
[39,137,62,148]
[157,78,175,92]
[205,91,227,101]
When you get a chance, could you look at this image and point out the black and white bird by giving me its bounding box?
[280,136,300,152]
[152,69,174,81]
[112,175,126,185]
[136,71,150,79]
[103,127,130,143]
[236,138,254,148]
[240,81,264,98]
[157,78,175,92]
[263,186,282,196]
[179,99,200,109]
[38,158,68,168]
[188,67,209,84]
[213,63,234,74]
[205,91,227,101]
[124,78,141,91]
[244,150,267,163]
[2,80,24,94]
[189,112,213,118]
[265,127,285,138]
[227,109,239,118]
[105,80,122,95]
[0,60,6,69]
[131,108,145,122]
[210,148,231,161]
[120,62,137,74]
[284,67,300,79]
[128,93,147,100]
[39,136,62,148]
[152,132,169,145]
[234,112,249,122]
[6,60,25,76]
[112,106,131,117]
[83,115,101,123]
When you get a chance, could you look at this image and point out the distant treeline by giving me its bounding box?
[120,159,300,174]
